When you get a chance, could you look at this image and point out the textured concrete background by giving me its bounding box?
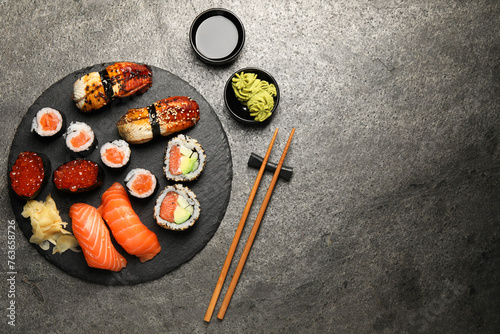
[1,0,499,333]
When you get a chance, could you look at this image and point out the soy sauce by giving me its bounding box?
[195,15,239,60]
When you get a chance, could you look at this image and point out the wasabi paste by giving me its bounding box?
[231,72,277,122]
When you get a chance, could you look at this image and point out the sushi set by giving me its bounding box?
[7,62,233,285]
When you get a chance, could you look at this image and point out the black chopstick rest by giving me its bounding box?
[248,152,293,181]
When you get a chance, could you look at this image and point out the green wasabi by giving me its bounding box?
[231,72,277,122]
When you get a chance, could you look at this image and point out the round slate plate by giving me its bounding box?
[7,63,233,285]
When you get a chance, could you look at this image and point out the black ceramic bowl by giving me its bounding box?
[224,67,280,125]
[189,8,245,65]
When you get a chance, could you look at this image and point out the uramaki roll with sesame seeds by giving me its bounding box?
[116,96,200,144]
[163,134,206,182]
[154,184,200,231]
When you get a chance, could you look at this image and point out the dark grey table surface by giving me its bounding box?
[1,1,499,333]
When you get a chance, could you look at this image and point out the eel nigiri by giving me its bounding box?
[69,203,127,272]
[98,182,161,262]
[116,96,200,144]
[72,62,153,112]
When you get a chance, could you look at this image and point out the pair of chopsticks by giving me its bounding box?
[204,128,295,322]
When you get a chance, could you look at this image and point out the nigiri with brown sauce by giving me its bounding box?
[72,62,153,112]
[117,96,200,144]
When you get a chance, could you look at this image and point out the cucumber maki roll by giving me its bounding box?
[163,134,206,182]
[154,184,200,231]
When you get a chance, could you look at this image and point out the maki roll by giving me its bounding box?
[163,134,206,182]
[53,159,103,193]
[64,121,97,156]
[31,107,65,139]
[9,151,51,200]
[154,184,200,231]
[124,168,157,199]
[100,140,131,169]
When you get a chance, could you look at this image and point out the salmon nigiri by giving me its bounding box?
[69,203,127,272]
[98,182,161,262]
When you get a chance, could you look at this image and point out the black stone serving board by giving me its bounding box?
[7,63,233,285]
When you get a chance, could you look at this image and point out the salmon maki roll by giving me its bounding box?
[31,107,66,139]
[98,182,161,262]
[64,121,97,157]
[124,168,157,199]
[70,203,127,272]
[100,139,131,169]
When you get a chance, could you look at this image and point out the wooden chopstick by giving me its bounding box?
[217,128,295,320]
[204,128,279,322]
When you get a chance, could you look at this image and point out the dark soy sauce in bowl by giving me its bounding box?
[195,16,239,59]
[190,8,245,65]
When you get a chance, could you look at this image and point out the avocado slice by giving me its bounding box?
[174,206,192,224]
[174,196,193,224]
[180,152,199,174]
